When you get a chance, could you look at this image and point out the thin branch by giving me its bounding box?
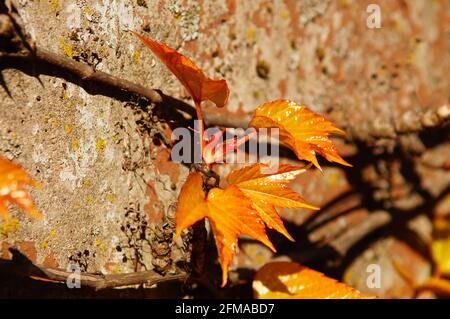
[38,267,187,291]
[0,6,233,130]
[0,11,163,103]
[1,252,187,291]
[33,47,164,104]
[2,5,447,137]
[188,163,220,278]
[203,111,250,129]
[4,1,450,142]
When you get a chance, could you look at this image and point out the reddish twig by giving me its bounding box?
[0,255,187,291]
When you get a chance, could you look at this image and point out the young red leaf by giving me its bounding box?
[253,261,371,299]
[249,99,351,170]
[132,32,229,108]
[227,164,318,241]
[0,155,41,219]
[175,172,275,286]
[203,130,258,164]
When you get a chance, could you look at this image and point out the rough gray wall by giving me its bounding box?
[1,0,193,278]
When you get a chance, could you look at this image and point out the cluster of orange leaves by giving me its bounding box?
[0,32,366,298]
[133,32,368,298]
[0,155,40,220]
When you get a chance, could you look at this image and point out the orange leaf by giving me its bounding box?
[174,171,207,237]
[0,155,41,220]
[227,164,318,241]
[132,32,229,108]
[249,99,351,170]
[253,261,371,299]
[175,172,275,286]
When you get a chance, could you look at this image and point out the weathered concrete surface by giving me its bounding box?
[0,0,195,283]
[0,0,449,298]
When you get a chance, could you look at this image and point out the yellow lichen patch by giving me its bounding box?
[94,239,106,255]
[133,49,141,64]
[0,218,19,236]
[112,264,122,274]
[65,98,80,110]
[62,91,70,101]
[49,229,57,238]
[107,192,116,204]
[72,139,80,151]
[82,178,92,189]
[50,118,59,129]
[246,27,255,40]
[112,135,120,143]
[59,37,74,58]
[64,124,73,134]
[50,0,59,12]
[279,10,289,20]
[96,137,106,152]
[82,6,93,16]
[86,194,96,205]
[40,239,47,250]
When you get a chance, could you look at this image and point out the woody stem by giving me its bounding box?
[189,101,208,279]
[195,102,205,158]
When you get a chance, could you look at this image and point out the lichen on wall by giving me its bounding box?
[0,0,191,278]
